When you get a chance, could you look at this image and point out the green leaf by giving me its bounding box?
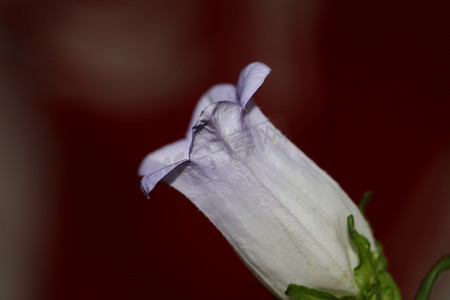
[347,215,401,300]
[285,284,358,300]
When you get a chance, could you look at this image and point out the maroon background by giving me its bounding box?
[1,1,449,300]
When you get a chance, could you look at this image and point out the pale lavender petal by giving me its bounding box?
[236,62,271,106]
[166,102,371,298]
[240,102,374,270]
[138,62,376,299]
[186,84,238,139]
[243,98,269,128]
[138,139,189,176]
[241,98,365,232]
[140,159,189,197]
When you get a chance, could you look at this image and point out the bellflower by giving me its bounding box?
[139,62,376,299]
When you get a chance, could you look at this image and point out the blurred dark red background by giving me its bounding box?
[0,1,449,300]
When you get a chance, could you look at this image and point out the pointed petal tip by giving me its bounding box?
[140,179,151,198]
[139,159,190,198]
[237,62,271,106]
[138,139,189,176]
[247,61,272,73]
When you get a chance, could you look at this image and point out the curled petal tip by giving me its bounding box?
[140,180,150,198]
[140,159,189,198]
[237,62,271,106]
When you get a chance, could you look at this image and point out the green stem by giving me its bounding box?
[415,255,450,300]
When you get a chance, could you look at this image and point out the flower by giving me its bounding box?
[139,62,375,299]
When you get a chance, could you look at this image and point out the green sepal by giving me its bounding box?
[285,284,358,300]
[347,215,401,300]
[358,191,374,234]
[358,191,373,215]
[285,215,401,300]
